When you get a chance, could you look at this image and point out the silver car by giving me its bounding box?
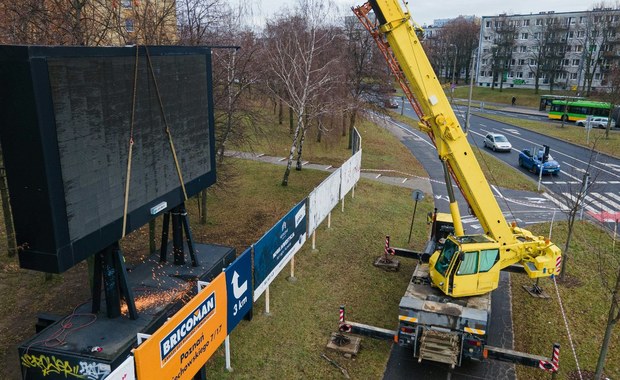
[575,116,616,129]
[483,133,512,152]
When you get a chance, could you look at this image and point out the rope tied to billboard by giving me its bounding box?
[144,45,189,202]
[122,45,140,238]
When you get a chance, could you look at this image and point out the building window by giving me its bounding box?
[528,72,534,78]
[122,0,132,8]
[534,32,541,39]
[568,31,574,38]
[563,59,570,66]
[536,18,542,26]
[595,73,601,80]
[520,46,527,52]
[572,59,580,66]
[579,16,586,23]
[571,73,578,79]
[576,45,583,52]
[530,59,536,65]
[486,21,491,27]
[511,59,516,65]
[521,33,528,39]
[577,31,585,38]
[524,19,530,26]
[482,59,488,65]
[125,19,134,32]
[516,72,523,78]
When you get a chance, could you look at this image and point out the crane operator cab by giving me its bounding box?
[429,235,501,297]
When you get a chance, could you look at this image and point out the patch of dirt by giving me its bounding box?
[556,274,583,288]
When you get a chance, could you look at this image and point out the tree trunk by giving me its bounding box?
[0,150,16,257]
[282,113,303,186]
[348,109,357,149]
[295,127,307,171]
[289,106,294,135]
[278,99,283,125]
[594,263,620,379]
[559,210,578,280]
[342,111,347,137]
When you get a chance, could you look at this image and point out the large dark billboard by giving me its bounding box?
[0,45,216,273]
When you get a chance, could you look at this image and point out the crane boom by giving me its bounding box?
[354,0,562,297]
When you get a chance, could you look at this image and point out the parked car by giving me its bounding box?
[483,133,512,152]
[575,116,616,129]
[518,147,561,176]
[384,99,399,109]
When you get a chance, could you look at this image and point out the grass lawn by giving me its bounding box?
[512,221,620,379]
[0,101,617,379]
[476,113,620,159]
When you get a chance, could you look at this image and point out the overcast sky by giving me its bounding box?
[252,0,598,27]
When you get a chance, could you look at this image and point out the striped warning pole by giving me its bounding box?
[384,235,395,257]
[551,343,560,372]
[555,256,562,275]
[538,343,560,373]
[338,305,352,333]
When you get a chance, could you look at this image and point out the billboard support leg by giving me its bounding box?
[91,242,138,319]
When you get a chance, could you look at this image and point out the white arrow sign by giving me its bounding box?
[232,271,248,299]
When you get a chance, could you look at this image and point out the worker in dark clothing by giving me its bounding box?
[511,96,516,106]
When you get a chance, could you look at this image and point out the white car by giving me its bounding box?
[483,133,512,152]
[575,116,616,129]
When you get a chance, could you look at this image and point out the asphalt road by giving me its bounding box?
[398,98,620,229]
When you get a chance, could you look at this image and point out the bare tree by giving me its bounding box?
[539,17,569,93]
[595,235,620,379]
[595,63,620,138]
[489,15,516,91]
[440,17,480,84]
[177,0,226,45]
[264,0,339,186]
[579,4,620,96]
[555,143,601,279]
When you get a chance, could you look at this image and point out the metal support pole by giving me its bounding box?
[408,199,419,244]
[172,207,185,265]
[465,48,478,134]
[225,336,232,372]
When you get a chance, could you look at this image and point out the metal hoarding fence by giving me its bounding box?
[253,200,307,300]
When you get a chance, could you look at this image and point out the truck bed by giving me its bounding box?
[400,263,490,332]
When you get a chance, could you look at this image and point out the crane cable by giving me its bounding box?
[144,45,189,202]
[122,45,140,238]
[553,276,584,380]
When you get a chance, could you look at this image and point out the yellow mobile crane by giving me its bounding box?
[354,1,561,297]
[347,0,562,369]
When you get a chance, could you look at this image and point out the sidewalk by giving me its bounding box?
[224,150,433,194]
[453,98,548,117]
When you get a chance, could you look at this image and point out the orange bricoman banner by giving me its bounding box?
[134,273,227,380]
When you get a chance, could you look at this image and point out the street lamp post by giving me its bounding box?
[465,48,478,133]
[450,44,457,103]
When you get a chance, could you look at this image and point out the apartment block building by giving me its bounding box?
[477,8,620,92]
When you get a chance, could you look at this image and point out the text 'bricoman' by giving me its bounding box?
[159,293,216,364]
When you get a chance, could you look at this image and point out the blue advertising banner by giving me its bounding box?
[253,200,307,300]
[224,247,252,334]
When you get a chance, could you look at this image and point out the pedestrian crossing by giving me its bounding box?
[544,192,620,222]
[541,180,620,185]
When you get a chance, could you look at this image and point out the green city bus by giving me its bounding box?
[548,100,611,121]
